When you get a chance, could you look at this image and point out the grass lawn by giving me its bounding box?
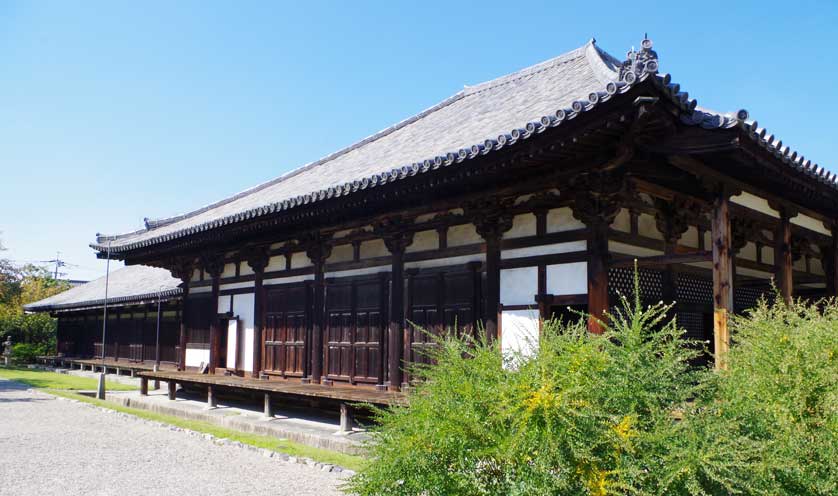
[0,366,137,391]
[0,365,365,472]
[47,390,366,471]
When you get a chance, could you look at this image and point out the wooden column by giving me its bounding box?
[711,191,733,370]
[654,197,692,306]
[469,199,514,343]
[305,238,331,384]
[587,222,609,334]
[170,259,193,372]
[202,254,224,374]
[570,171,623,335]
[774,207,795,304]
[246,247,270,379]
[824,225,838,297]
[377,217,414,391]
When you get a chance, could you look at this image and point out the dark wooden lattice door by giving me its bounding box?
[406,268,480,371]
[324,275,388,384]
[263,283,310,378]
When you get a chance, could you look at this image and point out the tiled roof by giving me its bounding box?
[91,38,837,254]
[24,265,182,312]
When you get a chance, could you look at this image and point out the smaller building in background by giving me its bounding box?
[25,265,183,366]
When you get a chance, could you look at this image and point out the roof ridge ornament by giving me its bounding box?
[619,35,658,84]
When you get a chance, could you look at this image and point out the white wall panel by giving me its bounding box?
[404,254,484,270]
[231,293,255,372]
[731,192,779,218]
[290,252,312,269]
[500,267,538,305]
[791,213,832,236]
[546,262,587,295]
[546,207,584,233]
[504,214,537,239]
[360,239,389,259]
[501,309,539,360]
[406,230,439,253]
[501,241,586,260]
[185,347,209,368]
[448,224,482,247]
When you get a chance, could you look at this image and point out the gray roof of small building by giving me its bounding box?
[91,38,837,254]
[25,265,182,313]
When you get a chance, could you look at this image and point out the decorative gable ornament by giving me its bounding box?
[619,37,659,83]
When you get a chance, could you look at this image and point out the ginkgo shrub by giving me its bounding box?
[347,273,837,495]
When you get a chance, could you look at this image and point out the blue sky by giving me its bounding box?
[2,1,837,281]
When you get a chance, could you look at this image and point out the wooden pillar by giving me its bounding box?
[470,201,513,342]
[305,238,331,384]
[377,218,414,392]
[711,191,733,370]
[246,247,270,379]
[586,222,609,334]
[171,259,193,372]
[570,171,623,335]
[775,208,795,304]
[139,377,148,396]
[376,272,389,390]
[202,254,224,374]
[826,226,838,297]
[167,380,177,400]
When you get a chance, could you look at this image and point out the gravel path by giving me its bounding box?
[0,379,347,496]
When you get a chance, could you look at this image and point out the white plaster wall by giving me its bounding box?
[225,319,239,369]
[326,266,390,279]
[218,294,232,314]
[501,309,539,360]
[220,281,254,291]
[190,286,212,294]
[448,223,482,247]
[405,230,438,253]
[231,293,255,372]
[608,241,662,258]
[265,255,285,272]
[185,347,209,368]
[221,263,236,278]
[503,214,537,239]
[360,239,389,259]
[404,254,484,271]
[240,264,254,277]
[546,262,587,295]
[811,258,825,276]
[501,241,587,260]
[327,244,355,264]
[162,311,177,318]
[263,274,315,286]
[740,242,758,262]
[763,246,775,266]
[704,231,712,251]
[682,226,700,248]
[191,268,202,282]
[794,257,806,272]
[731,192,779,218]
[290,252,312,269]
[737,266,773,279]
[546,207,584,233]
[638,213,663,240]
[792,213,832,236]
[500,267,538,305]
[611,208,631,233]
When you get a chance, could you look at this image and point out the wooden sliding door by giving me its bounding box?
[263,282,310,378]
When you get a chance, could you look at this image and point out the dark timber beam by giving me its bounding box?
[711,189,734,370]
[246,247,270,379]
[376,218,414,392]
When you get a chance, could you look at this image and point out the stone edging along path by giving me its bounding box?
[41,389,357,476]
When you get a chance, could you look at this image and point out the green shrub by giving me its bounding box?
[348,283,837,495]
[10,342,49,364]
[347,280,710,495]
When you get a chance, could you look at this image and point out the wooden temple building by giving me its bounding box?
[31,38,838,398]
[25,265,183,370]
